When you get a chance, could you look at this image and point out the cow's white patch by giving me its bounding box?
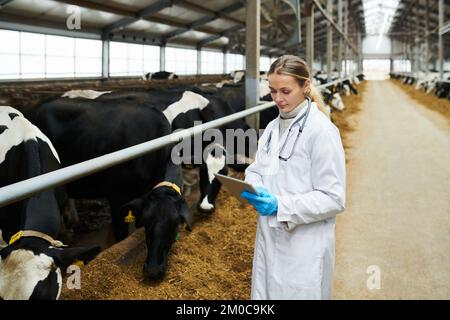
[55,267,62,300]
[199,196,214,211]
[0,249,55,300]
[232,71,245,83]
[259,79,271,98]
[205,152,225,184]
[62,89,111,99]
[0,106,60,164]
[215,80,232,88]
[163,91,210,124]
[343,84,350,96]
[168,73,175,80]
[331,93,345,111]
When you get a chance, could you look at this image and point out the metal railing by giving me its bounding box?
[0,76,358,208]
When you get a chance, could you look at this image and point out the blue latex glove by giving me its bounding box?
[241,186,278,216]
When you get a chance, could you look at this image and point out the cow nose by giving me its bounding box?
[143,263,165,280]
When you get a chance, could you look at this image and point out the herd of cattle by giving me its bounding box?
[390,72,450,100]
[0,70,363,299]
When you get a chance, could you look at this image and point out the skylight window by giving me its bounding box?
[363,0,400,35]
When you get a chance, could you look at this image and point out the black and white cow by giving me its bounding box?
[435,81,450,99]
[119,159,191,279]
[96,88,233,213]
[27,99,192,280]
[143,71,178,80]
[0,106,100,299]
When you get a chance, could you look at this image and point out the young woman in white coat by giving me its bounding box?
[241,55,346,300]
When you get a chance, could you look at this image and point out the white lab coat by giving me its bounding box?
[245,101,346,300]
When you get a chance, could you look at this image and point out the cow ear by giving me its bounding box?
[47,245,101,268]
[119,198,144,227]
[178,198,192,231]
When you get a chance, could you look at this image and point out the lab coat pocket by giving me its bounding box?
[273,230,323,290]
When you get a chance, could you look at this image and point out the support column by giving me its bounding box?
[438,0,444,78]
[337,0,343,76]
[415,0,420,73]
[343,0,348,75]
[160,44,166,71]
[245,0,260,130]
[358,32,363,74]
[390,37,394,73]
[101,38,109,79]
[305,0,314,69]
[197,46,202,75]
[223,46,228,74]
[425,0,429,76]
[326,0,333,81]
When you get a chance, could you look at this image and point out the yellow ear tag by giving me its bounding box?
[9,230,23,245]
[124,210,136,223]
[72,259,84,268]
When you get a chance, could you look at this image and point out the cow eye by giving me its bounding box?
[0,125,8,134]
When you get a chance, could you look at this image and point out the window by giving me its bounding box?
[226,53,244,73]
[341,60,358,76]
[75,38,102,77]
[144,45,160,73]
[393,60,411,73]
[201,50,224,74]
[0,29,102,80]
[20,32,45,79]
[110,42,128,76]
[110,42,160,76]
[165,46,197,75]
[0,30,20,79]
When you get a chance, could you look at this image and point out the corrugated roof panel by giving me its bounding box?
[44,5,123,27]
[173,29,213,41]
[158,5,206,22]
[203,18,239,31]
[3,0,125,28]
[124,19,177,34]
[5,0,59,15]
[207,37,229,47]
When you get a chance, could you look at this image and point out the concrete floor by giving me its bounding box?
[333,80,450,299]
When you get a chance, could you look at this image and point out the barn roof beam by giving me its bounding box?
[164,1,244,40]
[0,0,14,7]
[176,0,243,25]
[102,0,177,34]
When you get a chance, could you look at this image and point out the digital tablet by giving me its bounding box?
[214,173,259,203]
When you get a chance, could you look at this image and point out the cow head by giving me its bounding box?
[120,185,191,280]
[0,237,100,300]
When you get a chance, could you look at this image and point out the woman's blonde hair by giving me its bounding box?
[268,55,327,115]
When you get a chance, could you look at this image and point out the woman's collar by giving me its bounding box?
[279,99,309,119]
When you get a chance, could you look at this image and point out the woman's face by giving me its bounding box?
[268,72,309,113]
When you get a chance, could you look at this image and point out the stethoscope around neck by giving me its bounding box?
[262,96,312,162]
